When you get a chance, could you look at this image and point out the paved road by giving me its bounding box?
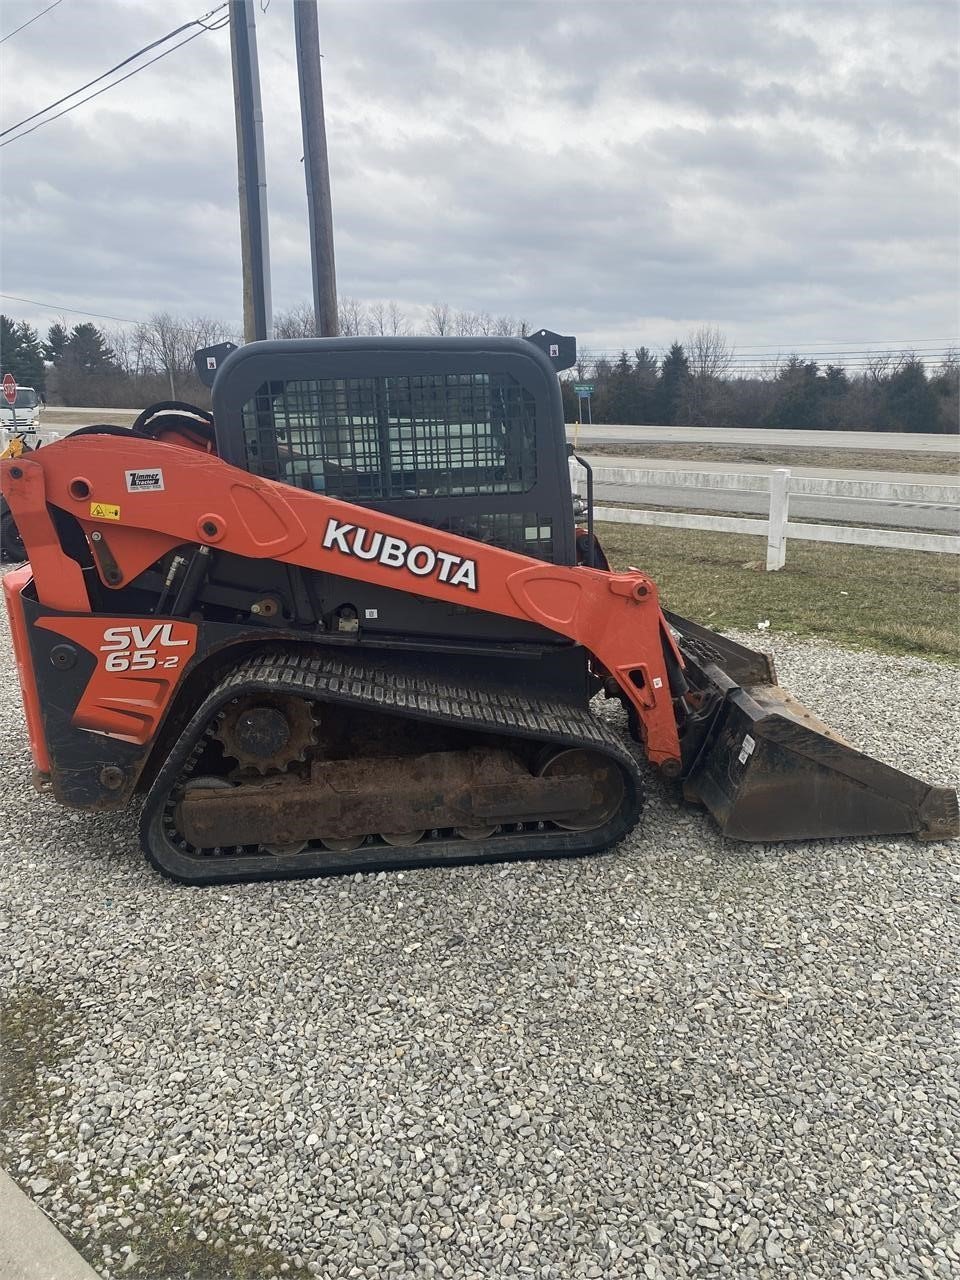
[579,454,960,535]
[568,424,960,453]
[40,415,960,455]
[14,419,959,533]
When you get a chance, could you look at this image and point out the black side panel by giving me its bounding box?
[23,583,593,811]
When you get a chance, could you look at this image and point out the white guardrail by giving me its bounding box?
[570,461,960,571]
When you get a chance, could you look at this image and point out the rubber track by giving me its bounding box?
[140,648,644,885]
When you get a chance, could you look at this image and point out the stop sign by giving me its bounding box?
[2,373,16,405]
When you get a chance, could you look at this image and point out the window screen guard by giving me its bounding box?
[241,371,538,501]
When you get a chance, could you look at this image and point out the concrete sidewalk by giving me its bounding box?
[0,1172,102,1280]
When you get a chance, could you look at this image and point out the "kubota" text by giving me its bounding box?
[321,517,478,591]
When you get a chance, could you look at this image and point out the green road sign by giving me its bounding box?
[573,383,594,395]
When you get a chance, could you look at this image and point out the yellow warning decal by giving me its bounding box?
[89,501,120,521]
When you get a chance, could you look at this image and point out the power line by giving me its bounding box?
[707,337,956,351]
[730,346,955,357]
[592,337,958,350]
[0,292,141,324]
[589,343,957,358]
[588,350,957,368]
[0,0,63,45]
[725,352,956,363]
[0,7,217,138]
[0,26,222,147]
[728,341,958,353]
[0,3,228,145]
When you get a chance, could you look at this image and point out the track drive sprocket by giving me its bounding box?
[212,693,317,773]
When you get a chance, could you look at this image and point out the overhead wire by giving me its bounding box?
[720,339,957,353]
[579,347,956,375]
[0,3,228,145]
[0,292,141,324]
[0,0,63,45]
[586,348,958,371]
[589,337,957,351]
[589,343,957,359]
[0,26,220,147]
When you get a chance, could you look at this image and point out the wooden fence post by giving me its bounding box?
[766,468,790,571]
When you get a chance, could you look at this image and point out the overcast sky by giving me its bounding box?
[0,0,957,361]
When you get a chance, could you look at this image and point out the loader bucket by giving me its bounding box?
[665,611,959,843]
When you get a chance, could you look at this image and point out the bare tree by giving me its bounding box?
[338,296,366,337]
[492,315,515,337]
[104,326,142,377]
[866,351,910,383]
[274,302,319,339]
[681,326,735,425]
[135,313,236,399]
[686,326,734,379]
[136,313,183,398]
[428,302,451,336]
[455,310,481,336]
[364,300,411,336]
[366,301,388,336]
[386,301,410,336]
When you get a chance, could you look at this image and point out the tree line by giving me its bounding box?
[0,301,528,410]
[562,328,958,434]
[1,309,956,433]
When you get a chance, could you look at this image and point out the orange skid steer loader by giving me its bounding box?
[1,336,956,884]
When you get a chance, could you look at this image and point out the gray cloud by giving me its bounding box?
[0,0,956,355]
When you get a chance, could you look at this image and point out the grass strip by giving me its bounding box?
[597,521,960,664]
[582,442,959,477]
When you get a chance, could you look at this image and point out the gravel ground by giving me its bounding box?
[1,583,958,1280]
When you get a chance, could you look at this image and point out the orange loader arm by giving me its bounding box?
[0,435,684,768]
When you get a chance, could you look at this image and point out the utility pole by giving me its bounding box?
[229,0,272,342]
[294,0,338,336]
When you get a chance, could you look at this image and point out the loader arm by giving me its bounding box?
[0,435,685,767]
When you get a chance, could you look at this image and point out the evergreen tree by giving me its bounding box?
[44,321,70,364]
[0,315,46,391]
[632,346,659,423]
[605,350,641,423]
[559,378,579,423]
[883,359,939,433]
[62,322,117,374]
[930,353,959,434]
[768,355,823,428]
[821,364,849,429]
[657,342,690,423]
[0,314,14,366]
[633,347,658,385]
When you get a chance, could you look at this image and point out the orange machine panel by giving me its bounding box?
[2,436,683,766]
[35,616,198,744]
[3,565,51,772]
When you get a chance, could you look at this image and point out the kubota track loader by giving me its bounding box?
[1,336,956,883]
